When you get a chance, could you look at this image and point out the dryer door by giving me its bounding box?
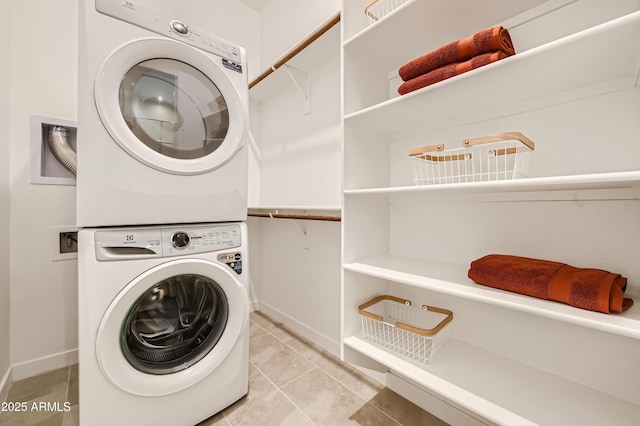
[96,258,248,396]
[95,38,247,175]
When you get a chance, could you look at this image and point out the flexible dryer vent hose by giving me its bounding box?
[47,125,77,176]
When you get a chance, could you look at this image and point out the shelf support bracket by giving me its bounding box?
[282,64,310,115]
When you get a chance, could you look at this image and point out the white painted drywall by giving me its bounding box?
[9,0,79,378]
[0,0,13,397]
[258,0,340,69]
[247,0,342,351]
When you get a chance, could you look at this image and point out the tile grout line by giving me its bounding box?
[65,366,71,405]
[244,344,318,426]
[252,314,405,426]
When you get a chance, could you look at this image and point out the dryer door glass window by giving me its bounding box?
[119,59,230,160]
[121,274,229,375]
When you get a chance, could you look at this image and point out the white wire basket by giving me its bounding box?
[409,132,535,185]
[365,0,410,23]
[358,295,453,364]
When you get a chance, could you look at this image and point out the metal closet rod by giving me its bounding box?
[248,12,341,89]
[247,211,341,222]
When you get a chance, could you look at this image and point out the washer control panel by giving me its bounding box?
[94,224,242,261]
[163,225,242,256]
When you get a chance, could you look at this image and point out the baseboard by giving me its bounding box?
[10,349,78,382]
[257,301,340,356]
[0,367,11,403]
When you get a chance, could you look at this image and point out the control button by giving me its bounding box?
[171,232,190,248]
[171,20,189,35]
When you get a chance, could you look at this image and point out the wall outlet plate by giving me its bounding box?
[51,225,78,261]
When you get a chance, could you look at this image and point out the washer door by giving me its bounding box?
[95,38,247,175]
[96,259,248,396]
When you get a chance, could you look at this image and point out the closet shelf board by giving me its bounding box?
[343,0,547,54]
[343,334,640,426]
[343,171,640,200]
[343,255,640,339]
[343,11,640,135]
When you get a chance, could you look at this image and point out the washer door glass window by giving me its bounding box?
[119,59,229,160]
[122,274,228,375]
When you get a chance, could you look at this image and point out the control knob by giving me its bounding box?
[171,20,189,35]
[171,232,190,248]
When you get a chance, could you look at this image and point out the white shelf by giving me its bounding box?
[344,334,640,425]
[344,10,640,135]
[343,0,547,59]
[344,255,640,339]
[343,171,640,200]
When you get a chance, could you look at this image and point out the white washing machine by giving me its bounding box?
[78,222,249,425]
[77,0,249,227]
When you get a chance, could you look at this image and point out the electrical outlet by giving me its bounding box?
[51,225,78,261]
[59,231,78,254]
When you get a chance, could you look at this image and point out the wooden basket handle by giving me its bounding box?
[358,296,453,336]
[408,144,445,157]
[395,306,453,336]
[358,295,410,321]
[462,131,535,151]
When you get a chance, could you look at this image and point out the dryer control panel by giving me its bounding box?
[95,0,242,64]
[95,224,242,261]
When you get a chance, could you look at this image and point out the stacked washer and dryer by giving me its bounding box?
[77,1,251,425]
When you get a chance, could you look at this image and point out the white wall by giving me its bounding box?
[0,0,13,400]
[7,0,260,378]
[258,0,340,69]
[255,219,341,353]
[9,0,79,379]
[248,0,342,352]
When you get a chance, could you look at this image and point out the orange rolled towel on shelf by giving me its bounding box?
[399,26,516,81]
[397,51,509,95]
[467,254,634,314]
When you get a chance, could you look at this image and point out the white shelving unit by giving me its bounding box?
[341,0,640,424]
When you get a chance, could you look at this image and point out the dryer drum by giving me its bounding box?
[121,274,229,374]
[119,59,230,160]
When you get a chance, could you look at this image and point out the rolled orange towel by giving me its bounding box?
[467,254,634,314]
[399,26,515,82]
[397,51,509,95]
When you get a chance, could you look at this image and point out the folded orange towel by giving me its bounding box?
[468,254,634,314]
[397,51,509,95]
[399,26,515,82]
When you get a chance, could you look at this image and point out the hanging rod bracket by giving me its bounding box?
[282,64,310,115]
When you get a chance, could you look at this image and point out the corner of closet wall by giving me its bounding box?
[247,0,343,355]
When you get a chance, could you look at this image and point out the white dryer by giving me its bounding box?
[77,0,249,227]
[78,222,249,425]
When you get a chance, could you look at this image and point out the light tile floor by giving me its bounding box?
[0,312,448,426]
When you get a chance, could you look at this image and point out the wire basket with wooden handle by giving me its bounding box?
[365,0,410,23]
[358,295,453,364]
[409,132,535,185]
